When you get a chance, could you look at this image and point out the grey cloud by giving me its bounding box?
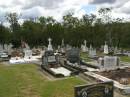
[21,7,43,19]
[90,0,116,4]
[22,0,64,10]
[11,0,23,5]
[119,7,130,14]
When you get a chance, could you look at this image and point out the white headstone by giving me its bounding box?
[104,56,119,70]
[61,39,64,47]
[89,45,96,57]
[66,44,72,50]
[24,50,32,59]
[82,40,88,52]
[25,43,30,50]
[8,43,13,55]
[47,38,53,51]
[4,44,8,51]
[58,45,60,50]
[104,42,109,54]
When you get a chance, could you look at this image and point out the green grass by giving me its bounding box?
[120,56,130,63]
[0,64,86,97]
[80,52,93,62]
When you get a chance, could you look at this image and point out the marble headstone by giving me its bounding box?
[61,39,65,53]
[104,42,109,54]
[89,45,96,58]
[47,38,53,51]
[82,40,88,52]
[24,50,32,59]
[98,56,120,70]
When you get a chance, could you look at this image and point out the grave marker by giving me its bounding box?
[75,81,113,97]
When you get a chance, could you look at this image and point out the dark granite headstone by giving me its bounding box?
[66,48,80,63]
[42,50,59,65]
[75,81,113,97]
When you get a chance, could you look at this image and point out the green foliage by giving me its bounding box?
[120,56,130,63]
[1,8,130,48]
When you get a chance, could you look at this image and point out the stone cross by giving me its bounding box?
[48,38,52,45]
[47,38,53,51]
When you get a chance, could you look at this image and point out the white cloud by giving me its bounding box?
[0,0,130,24]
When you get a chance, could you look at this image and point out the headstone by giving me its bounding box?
[47,38,53,51]
[4,44,8,51]
[82,40,88,52]
[25,43,30,50]
[24,50,32,59]
[66,44,72,50]
[61,39,65,47]
[98,56,120,70]
[75,81,113,97]
[42,50,59,66]
[61,39,65,53]
[66,48,80,64]
[128,53,130,57]
[0,44,3,51]
[104,42,109,54]
[88,45,96,58]
[58,45,60,50]
[8,43,13,56]
[114,46,118,54]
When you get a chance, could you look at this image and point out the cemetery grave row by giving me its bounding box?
[1,38,130,95]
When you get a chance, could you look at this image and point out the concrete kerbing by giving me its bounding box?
[84,72,130,95]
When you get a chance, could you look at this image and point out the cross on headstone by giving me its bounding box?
[47,38,53,51]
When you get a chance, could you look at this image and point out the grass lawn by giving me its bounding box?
[80,52,93,62]
[0,64,86,97]
[120,56,130,63]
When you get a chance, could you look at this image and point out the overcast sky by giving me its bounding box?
[0,0,130,24]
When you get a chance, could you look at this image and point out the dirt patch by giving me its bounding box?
[97,68,130,85]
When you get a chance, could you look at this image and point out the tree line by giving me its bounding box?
[0,8,130,48]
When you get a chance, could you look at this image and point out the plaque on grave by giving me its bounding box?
[66,48,80,63]
[75,81,113,97]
